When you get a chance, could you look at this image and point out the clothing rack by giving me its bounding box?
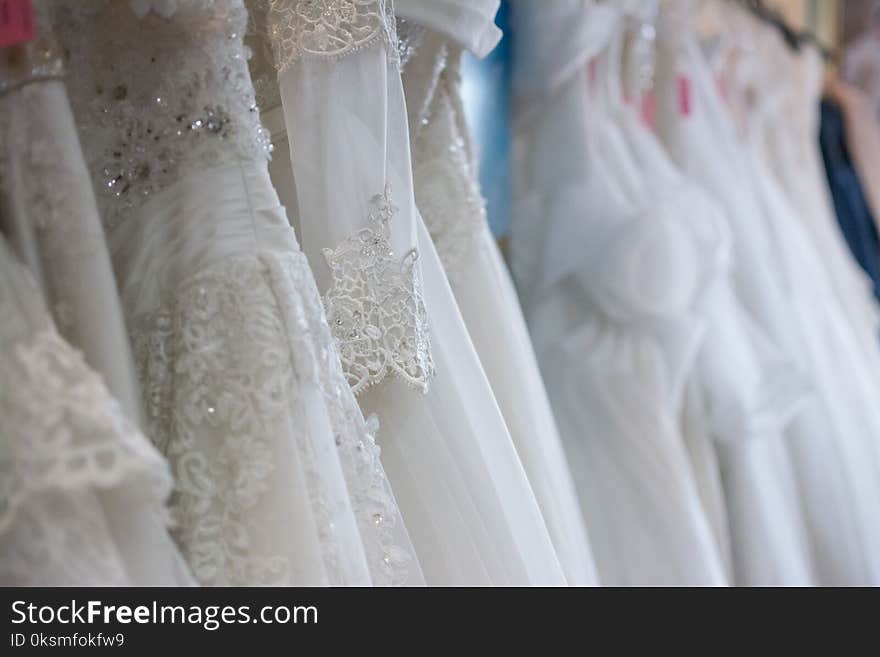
[731,0,834,61]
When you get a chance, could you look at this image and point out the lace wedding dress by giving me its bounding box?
[511,0,728,586]
[399,1,598,586]
[0,235,194,586]
[655,2,880,585]
[46,0,418,586]
[0,9,193,586]
[249,0,566,585]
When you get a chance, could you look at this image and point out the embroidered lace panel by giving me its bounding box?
[130,251,410,585]
[322,184,435,395]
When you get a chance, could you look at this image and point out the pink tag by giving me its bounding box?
[677,75,692,117]
[0,0,34,48]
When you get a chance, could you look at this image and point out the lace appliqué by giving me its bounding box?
[322,184,435,395]
[131,251,412,585]
[265,0,397,72]
[131,256,300,585]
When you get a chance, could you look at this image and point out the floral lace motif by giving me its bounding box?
[50,0,272,229]
[131,251,411,585]
[131,256,301,585]
[264,0,397,71]
[322,184,435,395]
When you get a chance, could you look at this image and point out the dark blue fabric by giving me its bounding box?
[819,99,880,302]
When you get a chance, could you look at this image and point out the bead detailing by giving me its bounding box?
[395,17,424,69]
[322,184,435,394]
[52,0,273,229]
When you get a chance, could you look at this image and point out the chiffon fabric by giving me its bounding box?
[655,1,880,585]
[400,4,598,585]
[251,0,567,585]
[47,0,419,587]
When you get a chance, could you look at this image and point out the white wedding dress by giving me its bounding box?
[604,9,816,584]
[511,0,728,586]
[654,2,880,585]
[400,2,598,586]
[47,0,418,586]
[0,12,193,586]
[250,0,566,585]
[752,29,880,370]
[0,235,193,586]
[0,11,143,426]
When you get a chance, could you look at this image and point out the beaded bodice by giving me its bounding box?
[49,0,272,229]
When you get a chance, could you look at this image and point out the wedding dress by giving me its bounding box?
[47,0,418,586]
[249,0,566,585]
[511,0,727,586]
[0,10,142,425]
[604,11,816,584]
[0,236,195,586]
[399,2,598,586]
[655,2,880,585]
[749,25,880,366]
[0,9,194,586]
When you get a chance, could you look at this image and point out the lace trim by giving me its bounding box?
[322,183,435,395]
[265,0,398,72]
[131,251,411,585]
[0,326,171,534]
